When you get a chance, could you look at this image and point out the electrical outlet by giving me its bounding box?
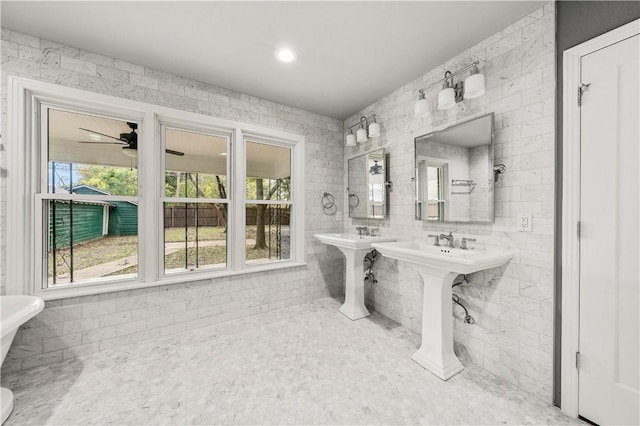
[517,213,532,232]
[336,211,342,222]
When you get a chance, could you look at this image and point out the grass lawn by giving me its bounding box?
[48,235,138,279]
[47,226,286,279]
[164,226,226,242]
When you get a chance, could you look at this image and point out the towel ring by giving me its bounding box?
[321,192,335,209]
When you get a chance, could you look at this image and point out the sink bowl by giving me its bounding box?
[316,232,396,320]
[315,233,396,250]
[372,239,512,380]
[371,241,513,274]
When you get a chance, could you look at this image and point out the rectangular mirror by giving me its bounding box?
[348,148,387,219]
[414,113,494,223]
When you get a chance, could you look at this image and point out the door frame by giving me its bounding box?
[561,19,640,417]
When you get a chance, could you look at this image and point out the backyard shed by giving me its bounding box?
[49,185,138,248]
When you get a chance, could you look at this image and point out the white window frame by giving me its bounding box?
[242,133,296,269]
[6,77,305,300]
[159,121,232,276]
[35,102,143,290]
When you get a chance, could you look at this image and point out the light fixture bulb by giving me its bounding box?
[122,147,138,158]
[414,91,430,118]
[437,87,456,110]
[464,72,485,99]
[368,122,381,139]
[356,127,368,143]
[346,132,356,147]
[275,48,296,63]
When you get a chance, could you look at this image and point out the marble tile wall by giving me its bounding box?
[0,29,345,372]
[344,3,555,401]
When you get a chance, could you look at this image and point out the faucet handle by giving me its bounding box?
[370,227,380,237]
[460,237,476,250]
[439,232,455,248]
[427,234,441,246]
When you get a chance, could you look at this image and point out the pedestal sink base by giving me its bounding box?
[412,269,463,380]
[371,240,513,382]
[411,349,464,380]
[315,233,396,321]
[338,304,370,320]
[336,246,371,321]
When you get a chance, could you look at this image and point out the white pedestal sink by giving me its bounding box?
[372,241,512,380]
[315,233,396,320]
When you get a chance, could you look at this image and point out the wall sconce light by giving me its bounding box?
[413,61,486,117]
[345,114,380,145]
[437,71,456,110]
[346,129,356,147]
[464,62,486,99]
[493,163,507,182]
[356,117,368,143]
[368,115,381,138]
[414,90,430,118]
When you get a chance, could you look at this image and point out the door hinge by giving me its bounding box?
[576,351,581,370]
[577,221,581,238]
[578,83,591,106]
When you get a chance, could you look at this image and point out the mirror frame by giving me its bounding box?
[347,148,388,220]
[413,113,495,223]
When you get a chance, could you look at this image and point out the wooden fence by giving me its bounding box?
[163,205,290,228]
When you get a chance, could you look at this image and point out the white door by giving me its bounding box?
[578,33,639,425]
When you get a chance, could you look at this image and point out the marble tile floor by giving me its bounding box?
[2,297,581,425]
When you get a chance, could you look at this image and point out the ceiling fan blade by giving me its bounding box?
[165,148,185,156]
[78,128,124,142]
[78,140,127,145]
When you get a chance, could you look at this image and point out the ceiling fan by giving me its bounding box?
[78,122,185,156]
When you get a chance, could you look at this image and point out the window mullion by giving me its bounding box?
[232,128,246,271]
[141,111,158,284]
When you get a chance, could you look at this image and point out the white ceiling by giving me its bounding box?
[1,1,544,119]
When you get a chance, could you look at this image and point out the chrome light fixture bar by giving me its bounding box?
[345,114,380,145]
[414,61,486,118]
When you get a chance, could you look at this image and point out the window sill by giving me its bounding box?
[33,261,308,301]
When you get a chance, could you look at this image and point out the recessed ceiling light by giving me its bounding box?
[275,48,296,63]
[219,152,227,156]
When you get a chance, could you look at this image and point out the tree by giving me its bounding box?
[253,178,287,250]
[186,173,226,228]
[77,165,137,196]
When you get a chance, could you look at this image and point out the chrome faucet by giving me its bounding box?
[427,234,441,246]
[460,237,476,250]
[439,232,455,248]
[355,226,369,236]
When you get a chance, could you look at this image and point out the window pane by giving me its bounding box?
[427,202,445,221]
[245,204,291,264]
[427,166,441,201]
[164,202,228,274]
[48,109,138,196]
[165,128,227,198]
[46,200,138,286]
[246,141,291,201]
